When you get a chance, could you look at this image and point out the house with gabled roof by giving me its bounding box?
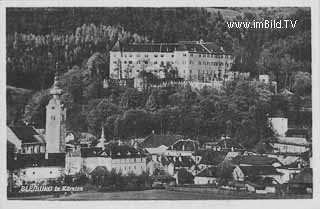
[194,167,219,185]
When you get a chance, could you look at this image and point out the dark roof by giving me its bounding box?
[80,147,104,157]
[196,167,219,178]
[9,125,45,144]
[240,166,282,177]
[80,144,146,159]
[112,41,226,54]
[168,139,199,151]
[286,128,309,138]
[106,143,146,159]
[162,156,195,168]
[114,43,180,52]
[15,153,65,168]
[140,134,183,148]
[289,168,312,184]
[231,155,280,166]
[151,174,175,181]
[194,150,227,166]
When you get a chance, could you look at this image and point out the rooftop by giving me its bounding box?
[111,40,227,54]
[231,155,280,166]
[8,125,45,144]
[140,134,183,148]
[196,167,219,178]
[240,166,282,177]
[193,150,227,166]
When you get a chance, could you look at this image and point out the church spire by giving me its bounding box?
[50,73,63,99]
[97,123,106,148]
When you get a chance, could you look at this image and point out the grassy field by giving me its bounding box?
[8,189,312,200]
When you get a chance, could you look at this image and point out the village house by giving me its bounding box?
[140,134,183,160]
[192,149,228,170]
[194,167,219,185]
[288,168,312,194]
[164,139,199,157]
[202,136,244,152]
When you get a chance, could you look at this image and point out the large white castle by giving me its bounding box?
[109,40,235,82]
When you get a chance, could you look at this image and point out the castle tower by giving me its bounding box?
[45,74,66,153]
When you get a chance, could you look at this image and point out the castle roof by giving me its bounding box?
[111,41,227,54]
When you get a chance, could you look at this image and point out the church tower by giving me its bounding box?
[45,74,66,153]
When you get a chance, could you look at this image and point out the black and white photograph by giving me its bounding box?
[2,0,319,204]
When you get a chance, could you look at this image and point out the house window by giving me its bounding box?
[23,171,26,175]
[51,116,55,120]
[129,61,132,64]
[183,53,187,56]
[145,54,149,58]
[171,55,174,58]
[154,54,158,57]
[51,106,55,110]
[50,171,53,174]
[33,171,35,175]
[199,54,201,57]
[160,54,164,57]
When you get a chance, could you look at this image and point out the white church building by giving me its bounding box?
[7,75,67,186]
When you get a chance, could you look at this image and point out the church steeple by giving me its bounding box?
[50,73,63,99]
[97,124,106,148]
[45,74,66,154]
